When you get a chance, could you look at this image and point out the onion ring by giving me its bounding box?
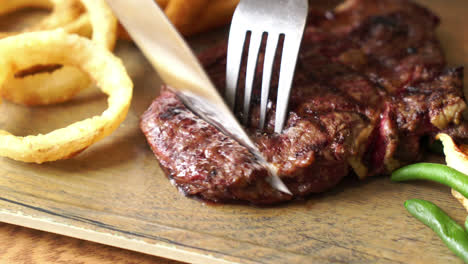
[165,0,210,35]
[63,13,92,38]
[79,0,117,50]
[0,0,83,38]
[156,0,169,9]
[0,30,133,163]
[0,0,117,106]
[183,0,240,36]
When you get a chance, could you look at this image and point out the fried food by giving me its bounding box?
[184,0,240,36]
[437,133,468,212]
[80,0,117,50]
[165,0,209,35]
[0,31,133,163]
[62,13,91,37]
[165,0,239,36]
[0,0,117,106]
[1,66,91,106]
[155,0,169,9]
[118,0,239,39]
[0,0,83,38]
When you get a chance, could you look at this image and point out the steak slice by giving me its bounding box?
[141,91,290,204]
[140,0,467,204]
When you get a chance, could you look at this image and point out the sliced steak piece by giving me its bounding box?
[140,91,291,204]
[141,0,467,204]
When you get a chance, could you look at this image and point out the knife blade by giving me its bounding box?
[105,0,291,195]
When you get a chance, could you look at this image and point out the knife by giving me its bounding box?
[105,0,291,195]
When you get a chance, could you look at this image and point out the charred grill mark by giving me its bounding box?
[159,107,184,120]
[407,47,418,54]
[370,16,399,28]
[140,0,468,204]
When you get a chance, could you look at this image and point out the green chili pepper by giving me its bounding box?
[405,199,468,263]
[391,163,468,198]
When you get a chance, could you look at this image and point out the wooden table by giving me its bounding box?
[0,223,183,264]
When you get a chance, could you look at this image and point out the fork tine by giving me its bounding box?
[274,34,303,133]
[242,31,263,125]
[259,33,280,130]
[226,26,248,110]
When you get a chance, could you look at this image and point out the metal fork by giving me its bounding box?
[226,0,309,133]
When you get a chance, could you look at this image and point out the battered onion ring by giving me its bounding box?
[165,0,210,35]
[156,0,169,8]
[0,31,133,163]
[79,0,117,50]
[183,0,240,36]
[0,0,117,106]
[0,0,82,38]
[63,13,92,38]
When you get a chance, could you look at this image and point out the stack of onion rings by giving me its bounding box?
[0,31,133,163]
[0,0,117,106]
[0,0,237,164]
[0,0,83,38]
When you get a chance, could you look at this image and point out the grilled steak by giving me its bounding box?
[140,0,467,204]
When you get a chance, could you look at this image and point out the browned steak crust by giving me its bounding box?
[141,92,290,204]
[140,0,467,204]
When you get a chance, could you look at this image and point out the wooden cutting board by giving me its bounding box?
[0,0,466,263]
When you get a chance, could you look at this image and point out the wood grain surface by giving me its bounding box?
[0,223,183,264]
[0,0,467,263]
